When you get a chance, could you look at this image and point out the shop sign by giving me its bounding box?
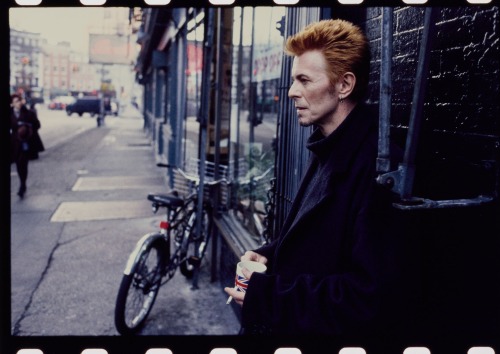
[252,45,282,82]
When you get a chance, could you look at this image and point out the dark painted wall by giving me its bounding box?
[359,6,500,337]
[361,6,499,200]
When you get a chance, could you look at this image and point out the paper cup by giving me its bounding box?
[234,260,267,293]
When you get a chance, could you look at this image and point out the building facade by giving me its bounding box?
[41,41,73,99]
[10,7,137,104]
[9,28,44,104]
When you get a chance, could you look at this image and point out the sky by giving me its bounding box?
[10,6,286,53]
[9,7,122,55]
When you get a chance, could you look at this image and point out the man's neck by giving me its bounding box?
[320,101,357,136]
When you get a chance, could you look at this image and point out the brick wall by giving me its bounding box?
[358,6,500,336]
[360,6,500,200]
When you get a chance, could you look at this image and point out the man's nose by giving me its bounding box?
[288,81,300,99]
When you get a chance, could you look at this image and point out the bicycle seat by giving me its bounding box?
[147,193,184,208]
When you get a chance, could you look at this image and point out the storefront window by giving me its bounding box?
[229,7,285,244]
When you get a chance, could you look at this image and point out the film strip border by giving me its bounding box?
[4,0,500,6]
[5,340,500,354]
[1,0,499,354]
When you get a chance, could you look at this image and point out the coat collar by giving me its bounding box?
[306,103,377,175]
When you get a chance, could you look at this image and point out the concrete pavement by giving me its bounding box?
[10,105,240,336]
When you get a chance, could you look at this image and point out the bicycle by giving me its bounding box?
[114,161,227,335]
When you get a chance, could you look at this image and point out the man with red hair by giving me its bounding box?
[225,19,417,336]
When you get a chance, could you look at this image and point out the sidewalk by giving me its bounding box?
[73,108,242,335]
[10,106,240,336]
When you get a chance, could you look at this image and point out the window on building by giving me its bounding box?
[228,7,285,243]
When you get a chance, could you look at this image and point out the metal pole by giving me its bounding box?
[178,26,188,168]
[377,7,393,174]
[234,8,245,182]
[401,7,437,200]
[211,8,224,282]
[248,8,256,169]
[214,8,223,181]
[98,64,105,127]
[193,8,215,289]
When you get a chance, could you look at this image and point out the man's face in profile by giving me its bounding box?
[288,50,341,134]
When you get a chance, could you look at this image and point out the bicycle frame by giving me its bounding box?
[123,192,195,277]
[115,163,228,334]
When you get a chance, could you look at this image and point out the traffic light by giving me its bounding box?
[276,16,285,37]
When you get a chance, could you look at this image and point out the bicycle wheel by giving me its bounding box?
[115,237,166,335]
[179,208,210,279]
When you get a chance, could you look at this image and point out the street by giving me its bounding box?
[10,105,240,336]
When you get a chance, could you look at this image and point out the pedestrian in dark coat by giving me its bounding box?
[225,19,420,336]
[25,103,45,159]
[10,93,45,198]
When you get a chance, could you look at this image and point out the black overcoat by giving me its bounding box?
[241,104,420,336]
[10,106,45,162]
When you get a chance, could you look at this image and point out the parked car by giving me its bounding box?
[66,97,101,117]
[49,95,75,110]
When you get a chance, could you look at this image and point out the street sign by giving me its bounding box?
[89,34,132,65]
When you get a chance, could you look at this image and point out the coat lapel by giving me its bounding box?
[276,104,377,251]
[284,160,335,235]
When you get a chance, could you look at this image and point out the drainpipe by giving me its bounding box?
[377,7,394,175]
[400,7,437,201]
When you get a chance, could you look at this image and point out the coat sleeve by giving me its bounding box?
[241,186,417,335]
[252,240,277,264]
[29,110,41,130]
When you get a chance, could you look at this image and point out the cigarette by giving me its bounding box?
[226,296,233,305]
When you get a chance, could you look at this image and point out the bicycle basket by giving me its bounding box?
[171,158,230,206]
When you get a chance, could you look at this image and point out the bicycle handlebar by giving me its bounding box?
[157,163,229,186]
[157,162,274,188]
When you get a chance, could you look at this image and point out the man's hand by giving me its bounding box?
[241,250,268,265]
[225,251,267,306]
[224,286,245,306]
[225,266,253,306]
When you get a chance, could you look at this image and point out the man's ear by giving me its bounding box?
[338,72,356,99]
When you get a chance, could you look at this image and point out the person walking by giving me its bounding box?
[10,93,45,198]
[225,19,419,336]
